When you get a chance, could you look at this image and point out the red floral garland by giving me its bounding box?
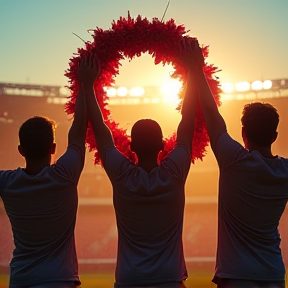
[65,13,221,165]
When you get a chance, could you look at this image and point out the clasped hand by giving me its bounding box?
[77,53,101,84]
[179,38,204,72]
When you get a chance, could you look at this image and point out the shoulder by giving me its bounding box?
[54,144,84,165]
[170,143,191,156]
[165,143,191,163]
[161,143,191,179]
[104,146,131,163]
[66,144,85,156]
[214,132,248,168]
[50,144,86,182]
[102,146,134,180]
[277,155,288,162]
[268,155,288,169]
[215,132,244,153]
[0,168,20,179]
[0,168,22,189]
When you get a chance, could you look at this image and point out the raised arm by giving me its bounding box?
[67,56,89,149]
[79,54,114,157]
[194,45,226,150]
[176,39,200,148]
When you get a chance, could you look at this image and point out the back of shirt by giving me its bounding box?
[0,145,84,286]
[214,132,288,281]
[102,144,191,286]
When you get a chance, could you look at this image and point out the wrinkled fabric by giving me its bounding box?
[102,144,191,286]
[213,132,288,282]
[0,145,84,287]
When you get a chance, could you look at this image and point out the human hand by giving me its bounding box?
[77,53,101,85]
[179,38,204,72]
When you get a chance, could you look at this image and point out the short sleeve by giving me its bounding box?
[53,144,85,184]
[0,171,6,196]
[214,132,246,169]
[102,146,132,181]
[0,170,14,197]
[162,144,191,180]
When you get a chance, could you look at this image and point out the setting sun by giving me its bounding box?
[160,77,183,104]
[114,53,176,87]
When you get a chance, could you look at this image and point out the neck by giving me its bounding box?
[24,156,51,175]
[137,155,159,173]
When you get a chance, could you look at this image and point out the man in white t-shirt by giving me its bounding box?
[193,42,288,287]
[0,55,100,288]
[83,40,201,287]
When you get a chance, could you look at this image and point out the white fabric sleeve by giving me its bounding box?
[162,144,191,180]
[53,145,85,184]
[102,146,132,181]
[215,132,246,170]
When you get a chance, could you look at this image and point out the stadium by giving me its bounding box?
[1,79,288,287]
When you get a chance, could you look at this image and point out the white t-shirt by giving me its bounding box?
[0,145,85,287]
[213,132,288,282]
[102,144,191,286]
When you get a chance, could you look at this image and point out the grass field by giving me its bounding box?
[0,271,215,288]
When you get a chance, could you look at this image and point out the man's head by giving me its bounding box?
[130,119,164,158]
[18,116,56,160]
[241,102,279,147]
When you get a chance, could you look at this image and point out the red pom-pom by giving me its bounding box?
[65,13,221,165]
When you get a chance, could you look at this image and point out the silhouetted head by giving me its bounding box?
[241,102,279,147]
[130,119,164,158]
[18,116,56,160]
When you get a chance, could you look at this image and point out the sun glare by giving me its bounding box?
[235,81,250,92]
[110,52,184,105]
[263,80,272,90]
[129,87,145,97]
[251,80,263,90]
[221,82,234,94]
[117,87,128,97]
[105,87,117,97]
[160,77,182,104]
[114,52,176,88]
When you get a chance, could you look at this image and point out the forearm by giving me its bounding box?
[68,85,88,148]
[82,84,114,151]
[177,70,198,146]
[181,70,198,119]
[196,69,226,145]
[82,84,104,126]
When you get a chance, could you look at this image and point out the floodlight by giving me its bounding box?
[251,80,263,91]
[263,80,272,90]
[221,82,234,93]
[129,87,145,97]
[59,87,70,96]
[235,82,250,92]
[117,87,128,97]
[106,87,117,97]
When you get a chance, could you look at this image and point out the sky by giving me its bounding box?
[0,0,287,88]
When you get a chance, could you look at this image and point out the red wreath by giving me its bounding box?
[65,13,221,165]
